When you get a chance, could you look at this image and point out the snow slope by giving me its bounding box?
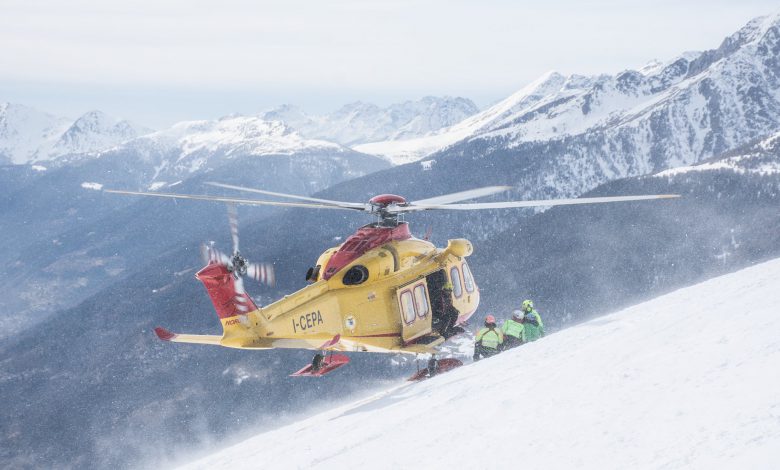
[655,129,780,177]
[182,258,780,469]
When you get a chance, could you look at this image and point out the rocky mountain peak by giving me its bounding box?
[0,104,153,164]
[50,110,151,159]
[687,12,780,78]
[0,103,70,164]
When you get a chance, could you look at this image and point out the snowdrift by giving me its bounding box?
[182,258,780,469]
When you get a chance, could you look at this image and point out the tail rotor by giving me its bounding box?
[247,262,275,287]
[200,241,230,265]
[201,203,276,288]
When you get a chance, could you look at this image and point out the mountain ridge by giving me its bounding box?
[262,96,479,149]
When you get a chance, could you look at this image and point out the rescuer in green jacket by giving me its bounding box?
[473,315,504,361]
[521,299,545,342]
[501,310,526,349]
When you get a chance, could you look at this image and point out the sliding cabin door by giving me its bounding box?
[396,280,432,344]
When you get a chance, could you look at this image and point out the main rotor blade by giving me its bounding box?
[227,204,240,253]
[389,194,680,212]
[199,243,210,265]
[205,182,369,210]
[411,186,513,206]
[104,189,368,211]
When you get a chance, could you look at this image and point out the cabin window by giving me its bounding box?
[305,265,321,283]
[450,267,463,298]
[413,285,429,318]
[462,262,475,293]
[400,290,417,324]
[343,265,369,285]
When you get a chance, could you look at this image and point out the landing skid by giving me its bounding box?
[290,352,350,377]
[407,358,463,382]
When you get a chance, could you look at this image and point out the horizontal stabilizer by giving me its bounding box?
[154,327,222,346]
[154,327,176,341]
[318,334,341,349]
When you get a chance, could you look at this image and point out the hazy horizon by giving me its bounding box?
[2,0,779,128]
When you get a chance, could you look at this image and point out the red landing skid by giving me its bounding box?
[407,358,464,382]
[290,354,350,377]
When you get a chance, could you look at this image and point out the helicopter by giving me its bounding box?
[106,183,678,376]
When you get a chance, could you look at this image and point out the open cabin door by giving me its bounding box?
[396,279,432,344]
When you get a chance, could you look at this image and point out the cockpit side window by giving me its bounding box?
[306,265,321,283]
[343,265,369,285]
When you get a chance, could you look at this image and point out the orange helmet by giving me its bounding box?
[485,315,496,324]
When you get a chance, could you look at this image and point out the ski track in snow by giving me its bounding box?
[181,258,780,470]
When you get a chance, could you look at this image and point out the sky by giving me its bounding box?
[1,0,778,128]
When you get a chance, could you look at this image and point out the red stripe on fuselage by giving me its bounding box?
[348,333,403,338]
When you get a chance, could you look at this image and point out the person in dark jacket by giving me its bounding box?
[433,282,462,339]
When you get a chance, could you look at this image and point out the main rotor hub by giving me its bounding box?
[368,194,407,226]
[368,194,407,207]
[230,252,248,276]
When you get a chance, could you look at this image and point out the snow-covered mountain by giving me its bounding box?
[0,96,476,167]
[262,96,478,147]
[0,103,69,164]
[0,103,150,164]
[99,115,358,185]
[358,13,780,166]
[48,110,151,159]
[182,257,780,469]
[354,71,585,163]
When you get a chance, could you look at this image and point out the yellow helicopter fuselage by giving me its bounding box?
[164,223,480,356]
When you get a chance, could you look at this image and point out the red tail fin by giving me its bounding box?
[196,264,258,319]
